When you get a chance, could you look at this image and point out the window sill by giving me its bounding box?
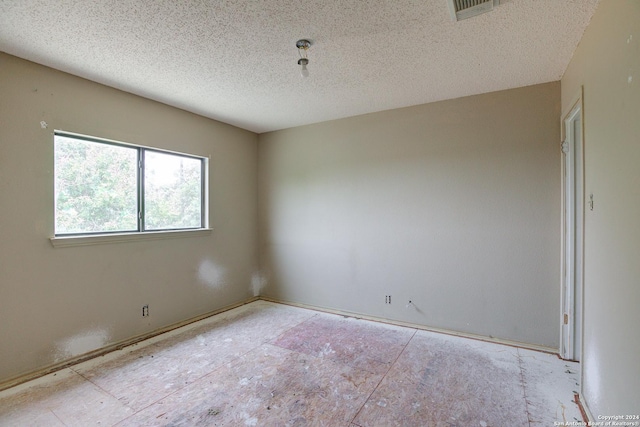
[50,228,213,248]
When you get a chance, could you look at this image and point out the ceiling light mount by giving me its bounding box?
[296,39,311,50]
[296,39,311,78]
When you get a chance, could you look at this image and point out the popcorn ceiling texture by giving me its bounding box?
[0,0,600,133]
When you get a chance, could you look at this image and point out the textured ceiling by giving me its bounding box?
[0,0,600,133]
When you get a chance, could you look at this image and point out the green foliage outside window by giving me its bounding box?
[54,133,204,235]
[144,150,202,230]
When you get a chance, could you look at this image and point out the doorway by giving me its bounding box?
[561,100,583,362]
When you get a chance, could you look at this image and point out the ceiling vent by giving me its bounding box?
[447,0,507,21]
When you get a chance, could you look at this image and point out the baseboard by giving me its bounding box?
[260,296,559,355]
[2,295,560,392]
[0,296,259,392]
[577,393,594,424]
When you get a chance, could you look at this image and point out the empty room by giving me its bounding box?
[0,0,638,426]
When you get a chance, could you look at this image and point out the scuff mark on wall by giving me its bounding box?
[54,328,111,362]
[251,271,268,296]
[198,259,227,289]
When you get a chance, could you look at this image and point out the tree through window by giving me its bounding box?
[54,132,206,236]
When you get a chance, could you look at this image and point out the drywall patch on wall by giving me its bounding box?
[197,259,227,290]
[54,328,111,362]
[251,271,268,296]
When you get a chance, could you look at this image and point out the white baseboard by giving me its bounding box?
[578,392,594,424]
[260,296,559,355]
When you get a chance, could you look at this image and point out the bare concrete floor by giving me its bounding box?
[0,301,583,426]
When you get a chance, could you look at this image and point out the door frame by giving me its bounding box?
[560,88,584,362]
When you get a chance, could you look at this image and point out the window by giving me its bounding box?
[54,131,207,237]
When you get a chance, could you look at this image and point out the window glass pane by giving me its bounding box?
[144,150,202,230]
[54,136,138,234]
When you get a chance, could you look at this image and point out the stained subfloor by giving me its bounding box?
[0,301,583,426]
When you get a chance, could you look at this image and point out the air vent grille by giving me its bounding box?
[448,0,499,21]
[454,0,491,9]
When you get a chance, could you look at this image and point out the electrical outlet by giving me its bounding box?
[142,305,149,317]
[385,295,392,304]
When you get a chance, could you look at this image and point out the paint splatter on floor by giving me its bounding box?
[272,314,415,375]
[353,332,529,426]
[0,301,582,426]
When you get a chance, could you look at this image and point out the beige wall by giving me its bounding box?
[258,82,561,349]
[561,0,640,418]
[0,53,258,384]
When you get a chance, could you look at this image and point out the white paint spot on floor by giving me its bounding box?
[629,75,633,84]
[240,412,258,426]
[40,121,48,129]
[198,259,226,289]
[239,377,250,386]
[54,328,110,362]
[251,271,267,296]
[318,343,335,357]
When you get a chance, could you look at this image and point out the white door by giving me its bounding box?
[562,103,583,361]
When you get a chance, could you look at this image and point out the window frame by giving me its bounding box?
[51,131,210,247]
